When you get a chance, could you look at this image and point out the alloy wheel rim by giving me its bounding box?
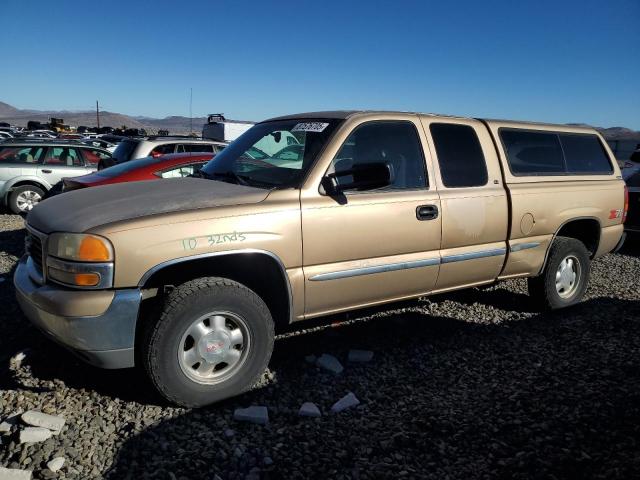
[555,255,580,299]
[16,190,42,211]
[178,311,250,385]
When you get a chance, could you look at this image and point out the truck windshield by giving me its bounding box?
[199,119,342,189]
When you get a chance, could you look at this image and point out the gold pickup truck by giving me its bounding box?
[15,111,628,406]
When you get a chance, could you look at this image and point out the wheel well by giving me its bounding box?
[8,180,48,192]
[140,253,291,331]
[3,181,48,204]
[555,218,601,257]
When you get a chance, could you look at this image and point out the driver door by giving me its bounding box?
[300,117,442,318]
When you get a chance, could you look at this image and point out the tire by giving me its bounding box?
[528,236,591,310]
[141,277,275,407]
[9,185,45,215]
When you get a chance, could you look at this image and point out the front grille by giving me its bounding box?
[26,231,44,273]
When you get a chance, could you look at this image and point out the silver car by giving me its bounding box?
[0,139,112,214]
[103,136,227,169]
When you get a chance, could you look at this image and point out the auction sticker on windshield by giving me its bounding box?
[292,122,329,132]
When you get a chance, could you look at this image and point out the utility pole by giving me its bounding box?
[96,100,100,129]
[189,88,193,135]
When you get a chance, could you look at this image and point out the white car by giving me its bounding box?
[27,130,58,138]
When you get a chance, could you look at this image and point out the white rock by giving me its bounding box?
[46,457,65,473]
[19,427,52,444]
[10,351,27,368]
[0,413,21,433]
[0,467,32,480]
[223,428,235,438]
[348,349,374,363]
[298,402,321,417]
[233,406,269,425]
[316,354,344,374]
[331,392,360,413]
[21,411,65,434]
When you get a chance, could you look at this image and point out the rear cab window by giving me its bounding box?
[429,123,488,187]
[500,129,613,176]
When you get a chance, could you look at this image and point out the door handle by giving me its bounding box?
[416,204,438,221]
[41,169,52,174]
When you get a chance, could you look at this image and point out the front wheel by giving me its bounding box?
[9,185,45,214]
[528,236,591,310]
[141,277,274,407]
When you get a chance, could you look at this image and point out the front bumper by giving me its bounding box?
[14,255,141,369]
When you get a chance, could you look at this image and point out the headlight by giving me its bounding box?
[48,233,114,262]
[46,233,114,289]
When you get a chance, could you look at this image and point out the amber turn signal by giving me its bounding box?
[78,236,112,262]
[74,273,100,286]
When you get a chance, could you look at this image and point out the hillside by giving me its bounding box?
[0,101,210,134]
[0,101,638,139]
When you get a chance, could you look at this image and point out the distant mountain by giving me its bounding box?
[0,101,213,134]
[0,101,20,117]
[0,101,638,139]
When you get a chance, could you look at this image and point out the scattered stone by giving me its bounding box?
[0,277,5,283]
[223,428,235,438]
[263,456,273,466]
[233,406,269,425]
[331,392,360,413]
[0,413,21,433]
[298,402,321,418]
[46,457,65,473]
[348,349,374,363]
[10,351,27,368]
[304,354,317,364]
[0,467,32,480]
[19,427,52,444]
[21,411,65,434]
[316,353,344,374]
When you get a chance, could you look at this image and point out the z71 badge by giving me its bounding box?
[609,209,623,219]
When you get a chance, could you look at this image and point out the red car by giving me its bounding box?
[63,153,214,191]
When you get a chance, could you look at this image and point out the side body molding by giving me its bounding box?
[138,248,294,324]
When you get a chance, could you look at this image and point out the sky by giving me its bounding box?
[1,0,639,129]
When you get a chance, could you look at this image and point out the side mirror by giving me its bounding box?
[322,162,392,195]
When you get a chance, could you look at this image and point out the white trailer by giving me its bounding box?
[202,114,254,143]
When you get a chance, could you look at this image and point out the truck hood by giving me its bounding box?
[27,178,271,234]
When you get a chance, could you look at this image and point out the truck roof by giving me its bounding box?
[264,110,598,134]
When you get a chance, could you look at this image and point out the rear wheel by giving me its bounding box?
[9,185,45,214]
[141,277,274,407]
[528,236,590,310]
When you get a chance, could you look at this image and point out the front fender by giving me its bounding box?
[2,175,52,195]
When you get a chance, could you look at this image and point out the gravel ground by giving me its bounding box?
[1,212,639,479]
